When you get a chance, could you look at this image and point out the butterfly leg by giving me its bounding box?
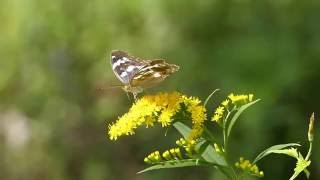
[133,92,138,102]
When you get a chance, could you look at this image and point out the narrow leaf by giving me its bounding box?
[137,159,212,174]
[204,89,220,107]
[226,99,260,140]
[173,122,191,139]
[201,144,228,166]
[253,143,301,164]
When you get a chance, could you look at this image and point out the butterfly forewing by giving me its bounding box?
[111,50,148,84]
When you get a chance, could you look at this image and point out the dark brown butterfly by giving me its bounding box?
[110,50,179,99]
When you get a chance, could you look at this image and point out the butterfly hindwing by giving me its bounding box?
[131,59,179,88]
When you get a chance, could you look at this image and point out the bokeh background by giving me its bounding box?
[0,0,319,179]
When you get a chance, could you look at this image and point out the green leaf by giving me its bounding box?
[204,89,220,107]
[253,143,301,164]
[173,122,227,165]
[173,122,236,179]
[137,159,212,174]
[173,122,191,139]
[201,144,228,166]
[268,148,299,159]
[226,99,260,140]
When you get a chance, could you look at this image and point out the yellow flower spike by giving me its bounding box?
[108,92,207,141]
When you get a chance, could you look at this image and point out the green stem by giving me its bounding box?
[306,141,313,160]
[204,126,216,143]
[204,89,220,107]
[222,109,239,180]
[223,110,232,151]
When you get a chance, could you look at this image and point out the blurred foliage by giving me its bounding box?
[0,0,319,179]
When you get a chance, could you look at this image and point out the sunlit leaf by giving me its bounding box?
[201,144,227,166]
[253,143,301,164]
[173,122,191,138]
[137,159,212,174]
[289,154,311,180]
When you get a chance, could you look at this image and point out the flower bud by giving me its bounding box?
[308,113,315,142]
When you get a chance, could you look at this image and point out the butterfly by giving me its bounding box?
[110,50,179,100]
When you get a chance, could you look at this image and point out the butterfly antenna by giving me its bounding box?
[96,85,123,91]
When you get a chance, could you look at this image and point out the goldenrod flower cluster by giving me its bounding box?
[181,96,207,141]
[144,148,183,164]
[144,151,162,164]
[176,138,197,156]
[108,92,207,141]
[212,93,254,124]
[228,93,254,105]
[235,157,264,177]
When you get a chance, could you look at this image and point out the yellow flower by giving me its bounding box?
[221,99,229,107]
[108,92,207,141]
[228,93,254,105]
[215,106,225,115]
[181,95,207,140]
[235,157,264,177]
[158,109,174,127]
[212,113,222,123]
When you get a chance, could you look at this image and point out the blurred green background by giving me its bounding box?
[0,0,319,179]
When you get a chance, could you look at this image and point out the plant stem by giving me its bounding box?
[306,141,313,160]
[204,126,216,142]
[223,110,232,151]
